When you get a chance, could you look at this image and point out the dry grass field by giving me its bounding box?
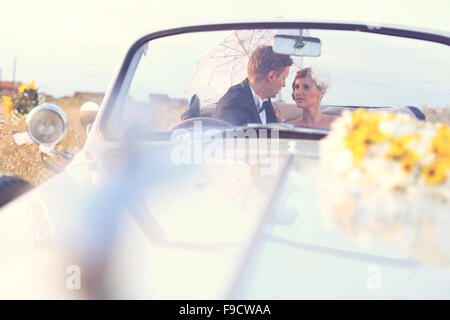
[1,98,449,187]
[0,96,88,186]
[421,106,450,125]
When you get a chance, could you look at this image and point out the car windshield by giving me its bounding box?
[102,25,449,138]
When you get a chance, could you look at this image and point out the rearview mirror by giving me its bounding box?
[273,35,321,57]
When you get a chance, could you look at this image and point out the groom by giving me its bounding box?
[213,45,293,126]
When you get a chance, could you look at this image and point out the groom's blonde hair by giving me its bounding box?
[248,45,292,81]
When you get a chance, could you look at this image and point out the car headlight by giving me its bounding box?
[26,104,68,145]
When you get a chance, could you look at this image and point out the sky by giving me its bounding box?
[0,0,449,98]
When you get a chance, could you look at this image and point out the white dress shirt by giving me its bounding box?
[248,82,268,124]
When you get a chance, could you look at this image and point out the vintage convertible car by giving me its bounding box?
[0,21,449,299]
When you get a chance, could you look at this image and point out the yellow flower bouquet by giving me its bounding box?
[320,109,449,202]
[319,109,450,267]
[2,80,44,119]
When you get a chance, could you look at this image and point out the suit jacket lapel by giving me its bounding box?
[265,99,277,123]
[242,79,262,124]
[241,79,277,124]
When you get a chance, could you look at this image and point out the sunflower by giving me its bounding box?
[345,109,389,164]
[422,160,448,185]
[18,80,35,93]
[431,125,450,158]
[2,95,14,116]
[386,134,418,160]
[401,151,419,173]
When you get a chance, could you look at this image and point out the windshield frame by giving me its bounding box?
[97,21,450,141]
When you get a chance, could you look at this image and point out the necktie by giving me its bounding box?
[259,100,269,114]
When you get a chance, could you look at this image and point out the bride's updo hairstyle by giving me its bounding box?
[291,67,330,100]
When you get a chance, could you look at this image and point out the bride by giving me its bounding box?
[287,67,336,129]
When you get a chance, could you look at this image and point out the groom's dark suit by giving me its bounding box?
[213,78,277,126]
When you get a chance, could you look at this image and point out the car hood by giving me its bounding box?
[1,138,449,299]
